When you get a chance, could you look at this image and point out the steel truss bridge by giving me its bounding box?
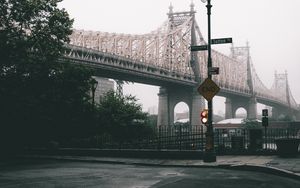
[63,3,299,122]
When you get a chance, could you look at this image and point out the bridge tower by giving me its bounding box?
[271,71,296,120]
[157,3,205,127]
[284,71,294,118]
[225,42,257,119]
[245,42,257,119]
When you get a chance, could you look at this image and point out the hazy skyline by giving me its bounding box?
[59,0,300,115]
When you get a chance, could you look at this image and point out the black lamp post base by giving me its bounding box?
[203,151,216,162]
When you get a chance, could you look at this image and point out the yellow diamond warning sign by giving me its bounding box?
[197,78,220,101]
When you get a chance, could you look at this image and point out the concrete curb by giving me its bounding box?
[226,164,300,181]
[25,148,204,159]
[20,155,300,181]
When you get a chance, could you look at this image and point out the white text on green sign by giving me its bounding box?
[211,38,232,45]
[191,45,208,51]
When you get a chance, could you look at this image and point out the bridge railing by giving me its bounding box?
[63,44,196,82]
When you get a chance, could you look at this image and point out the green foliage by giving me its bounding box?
[146,114,158,129]
[242,119,262,129]
[0,0,155,150]
[98,91,154,142]
[0,0,97,149]
[277,114,294,122]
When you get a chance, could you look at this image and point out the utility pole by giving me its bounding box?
[192,1,232,162]
[202,0,216,163]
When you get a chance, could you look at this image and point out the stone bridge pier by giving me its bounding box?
[225,96,257,120]
[157,86,205,127]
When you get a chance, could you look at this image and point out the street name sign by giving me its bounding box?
[190,38,232,52]
[211,37,232,45]
[197,78,220,101]
[208,67,219,75]
[191,45,208,51]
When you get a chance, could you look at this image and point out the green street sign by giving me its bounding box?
[191,45,208,51]
[191,38,232,52]
[211,38,232,45]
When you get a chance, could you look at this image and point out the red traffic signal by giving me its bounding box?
[200,109,208,124]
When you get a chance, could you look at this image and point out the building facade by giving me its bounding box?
[93,76,114,104]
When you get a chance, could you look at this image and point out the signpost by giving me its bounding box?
[192,0,232,163]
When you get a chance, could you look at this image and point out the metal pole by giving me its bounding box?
[91,79,98,107]
[203,0,216,162]
[265,126,267,149]
[92,90,95,106]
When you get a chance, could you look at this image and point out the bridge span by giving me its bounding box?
[63,4,300,124]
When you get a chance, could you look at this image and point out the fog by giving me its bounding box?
[60,0,300,114]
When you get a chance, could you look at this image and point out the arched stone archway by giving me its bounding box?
[174,102,190,123]
[157,86,205,127]
[234,107,247,119]
[225,96,257,119]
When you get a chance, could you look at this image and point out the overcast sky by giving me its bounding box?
[59,0,300,114]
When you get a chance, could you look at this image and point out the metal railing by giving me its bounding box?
[64,125,300,155]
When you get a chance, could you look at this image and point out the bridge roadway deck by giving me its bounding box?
[62,45,299,111]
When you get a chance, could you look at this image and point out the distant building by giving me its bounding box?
[217,110,225,118]
[147,106,158,115]
[175,118,189,123]
[175,111,189,122]
[93,76,114,104]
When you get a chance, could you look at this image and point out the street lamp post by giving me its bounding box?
[91,79,98,106]
[202,0,216,162]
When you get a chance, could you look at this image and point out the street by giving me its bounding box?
[0,159,299,188]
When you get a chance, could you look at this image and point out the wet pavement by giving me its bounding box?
[0,159,299,188]
[18,154,300,177]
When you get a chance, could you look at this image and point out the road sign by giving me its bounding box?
[262,109,268,117]
[191,38,232,52]
[197,78,220,101]
[211,37,232,45]
[208,67,219,75]
[191,45,208,51]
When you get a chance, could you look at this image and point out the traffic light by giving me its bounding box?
[200,109,208,124]
[262,109,268,127]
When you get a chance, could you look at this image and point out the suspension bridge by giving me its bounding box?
[62,3,300,125]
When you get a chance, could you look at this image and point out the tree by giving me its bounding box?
[146,114,158,129]
[0,0,96,151]
[98,91,154,142]
[277,114,294,122]
[242,119,262,129]
[0,0,73,72]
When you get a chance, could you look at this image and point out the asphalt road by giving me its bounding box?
[0,159,299,188]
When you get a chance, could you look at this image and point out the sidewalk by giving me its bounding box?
[22,154,300,180]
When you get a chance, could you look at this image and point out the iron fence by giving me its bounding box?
[74,125,300,154]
